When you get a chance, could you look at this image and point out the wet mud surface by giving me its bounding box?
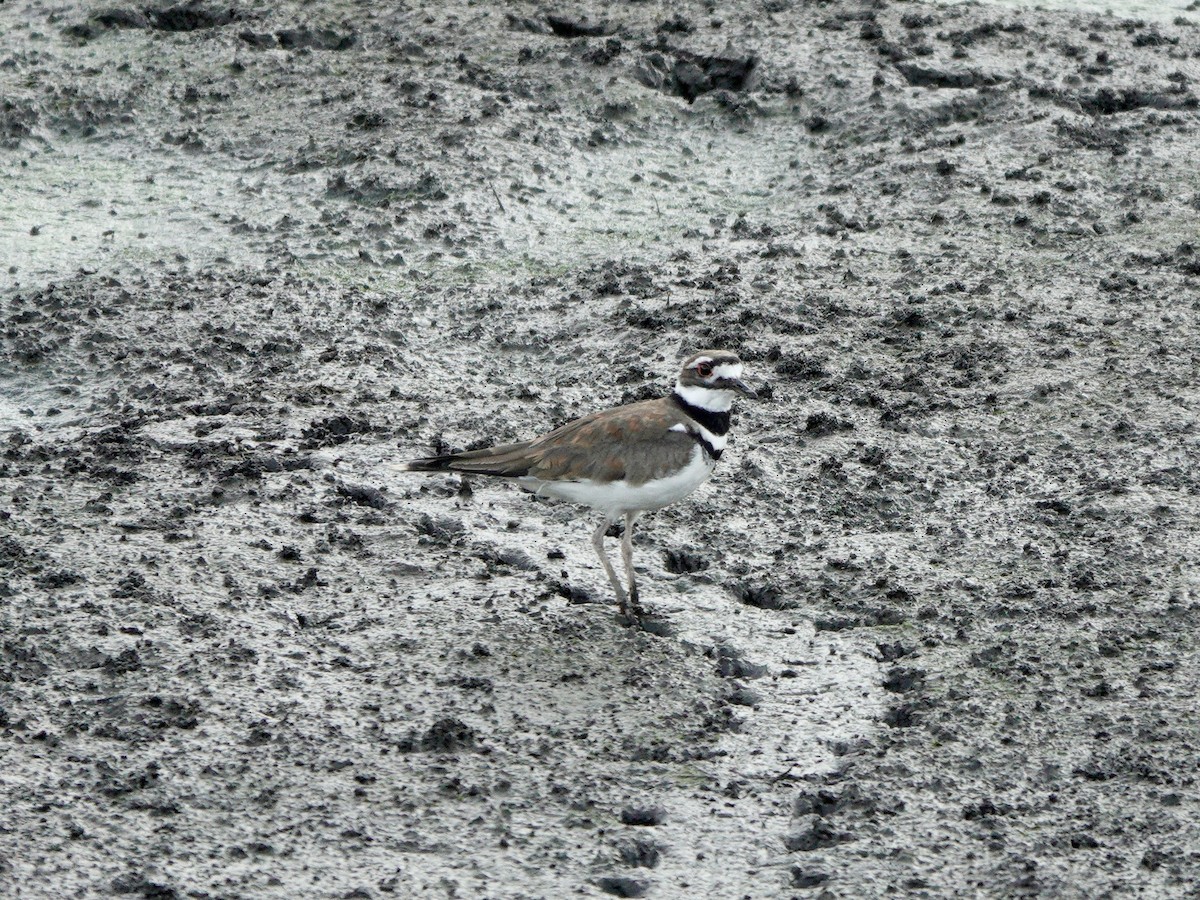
[3,0,1200,897]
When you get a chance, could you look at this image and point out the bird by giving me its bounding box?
[401,350,757,623]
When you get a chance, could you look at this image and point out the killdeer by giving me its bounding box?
[402,350,757,622]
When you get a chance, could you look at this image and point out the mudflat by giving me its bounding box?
[2,1,1199,897]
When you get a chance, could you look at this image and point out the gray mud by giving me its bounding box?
[2,0,1200,897]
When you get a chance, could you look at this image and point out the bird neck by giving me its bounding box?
[671,387,732,436]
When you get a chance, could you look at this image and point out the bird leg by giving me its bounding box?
[592,517,632,617]
[621,511,644,619]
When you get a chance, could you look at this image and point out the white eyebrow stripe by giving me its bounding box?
[713,362,743,379]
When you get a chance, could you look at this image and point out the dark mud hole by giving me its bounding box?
[3,0,1200,897]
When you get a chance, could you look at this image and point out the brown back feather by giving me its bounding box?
[410,398,701,485]
[523,399,699,485]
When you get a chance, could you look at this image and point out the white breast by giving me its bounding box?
[519,446,714,517]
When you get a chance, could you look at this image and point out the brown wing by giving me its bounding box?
[522,399,699,485]
[405,398,700,483]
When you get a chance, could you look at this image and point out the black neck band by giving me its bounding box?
[671,391,731,436]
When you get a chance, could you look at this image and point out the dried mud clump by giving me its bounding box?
[634,50,758,102]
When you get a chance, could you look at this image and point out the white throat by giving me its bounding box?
[674,380,735,412]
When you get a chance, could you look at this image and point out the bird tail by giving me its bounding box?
[400,455,458,473]
[400,441,535,478]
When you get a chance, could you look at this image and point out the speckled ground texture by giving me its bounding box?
[2,0,1200,897]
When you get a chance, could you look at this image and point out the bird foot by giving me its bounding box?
[618,591,646,622]
[616,598,640,625]
[615,601,674,637]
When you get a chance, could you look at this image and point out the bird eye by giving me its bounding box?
[696,362,713,377]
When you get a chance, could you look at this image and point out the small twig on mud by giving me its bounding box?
[490,182,506,213]
[770,761,801,783]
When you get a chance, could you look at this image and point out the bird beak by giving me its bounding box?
[727,377,759,400]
